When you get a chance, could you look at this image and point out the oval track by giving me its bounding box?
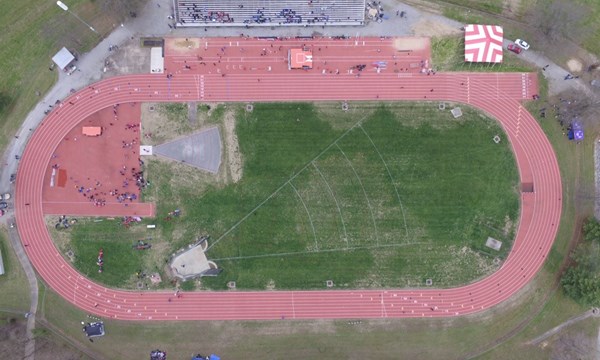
[15,68,561,320]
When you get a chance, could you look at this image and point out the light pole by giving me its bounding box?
[56,1,98,34]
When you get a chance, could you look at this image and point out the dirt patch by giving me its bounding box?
[503,215,514,236]
[550,328,597,359]
[266,279,276,290]
[197,102,224,125]
[250,319,337,336]
[46,215,73,253]
[101,38,151,78]
[503,0,521,14]
[411,19,461,37]
[141,103,191,145]
[0,319,25,359]
[223,109,243,183]
[0,318,84,360]
[567,58,584,73]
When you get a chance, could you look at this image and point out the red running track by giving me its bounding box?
[15,40,561,321]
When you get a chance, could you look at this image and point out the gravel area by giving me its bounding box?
[154,127,222,173]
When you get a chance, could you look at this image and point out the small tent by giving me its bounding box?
[572,120,584,141]
[52,47,76,70]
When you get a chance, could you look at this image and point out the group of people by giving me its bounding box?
[65,102,147,209]
[177,1,362,26]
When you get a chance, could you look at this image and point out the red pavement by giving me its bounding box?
[15,37,561,320]
[42,103,154,217]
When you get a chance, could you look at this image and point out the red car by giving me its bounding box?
[507,44,522,54]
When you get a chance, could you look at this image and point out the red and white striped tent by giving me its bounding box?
[464,24,503,63]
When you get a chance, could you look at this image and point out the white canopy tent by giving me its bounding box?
[51,47,75,70]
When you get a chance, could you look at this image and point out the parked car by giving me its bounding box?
[0,202,8,209]
[515,39,530,50]
[507,44,522,54]
[0,193,10,201]
[9,174,16,183]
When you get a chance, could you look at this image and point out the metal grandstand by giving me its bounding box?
[174,0,366,27]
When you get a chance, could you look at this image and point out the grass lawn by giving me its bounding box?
[430,0,600,57]
[0,232,30,315]
[0,0,130,151]
[436,0,504,14]
[67,219,149,288]
[431,35,535,72]
[202,103,519,289]
[61,102,519,290]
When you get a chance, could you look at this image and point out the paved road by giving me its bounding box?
[502,39,599,99]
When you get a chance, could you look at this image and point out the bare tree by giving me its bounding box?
[98,0,148,22]
[550,331,599,360]
[529,0,591,44]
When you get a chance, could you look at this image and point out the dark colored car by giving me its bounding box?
[507,44,522,54]
[0,202,8,209]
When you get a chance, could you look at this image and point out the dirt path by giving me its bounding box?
[223,109,242,183]
[7,221,37,360]
[527,309,596,346]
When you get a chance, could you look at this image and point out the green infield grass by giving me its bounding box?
[60,102,519,290]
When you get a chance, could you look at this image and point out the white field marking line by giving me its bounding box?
[289,181,319,251]
[211,242,427,261]
[358,124,409,238]
[312,162,349,248]
[292,292,296,319]
[381,291,388,318]
[335,143,379,246]
[73,275,80,305]
[207,114,371,252]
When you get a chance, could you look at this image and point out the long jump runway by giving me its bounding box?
[15,37,561,320]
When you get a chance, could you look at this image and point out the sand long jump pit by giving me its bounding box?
[170,239,219,280]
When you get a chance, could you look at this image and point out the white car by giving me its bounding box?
[515,39,530,50]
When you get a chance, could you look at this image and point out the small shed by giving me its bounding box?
[82,127,102,136]
[52,47,76,70]
[150,47,164,74]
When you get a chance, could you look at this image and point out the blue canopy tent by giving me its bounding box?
[572,120,584,141]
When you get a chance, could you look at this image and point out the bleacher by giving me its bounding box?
[175,0,366,27]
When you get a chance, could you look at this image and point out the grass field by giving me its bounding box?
[60,102,519,290]
[68,219,150,288]
[0,232,30,314]
[431,35,535,72]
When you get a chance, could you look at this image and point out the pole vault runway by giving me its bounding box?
[15,37,562,320]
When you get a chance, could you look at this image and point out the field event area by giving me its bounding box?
[57,102,519,290]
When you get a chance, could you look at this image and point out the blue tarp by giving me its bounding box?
[210,355,221,360]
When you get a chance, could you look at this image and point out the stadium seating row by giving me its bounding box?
[175,0,366,27]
